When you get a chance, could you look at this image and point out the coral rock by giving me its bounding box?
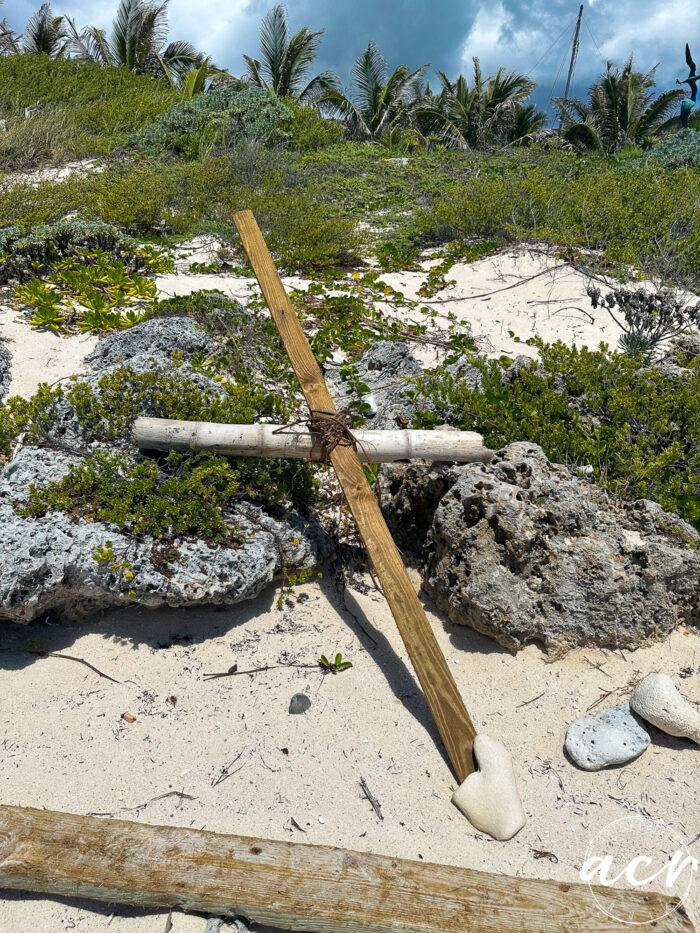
[630,673,700,744]
[565,703,650,770]
[452,734,526,841]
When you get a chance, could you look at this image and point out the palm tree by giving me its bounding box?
[0,0,21,56]
[507,103,548,145]
[320,41,428,141]
[67,0,201,85]
[22,3,69,58]
[243,4,340,101]
[554,57,684,153]
[417,59,536,149]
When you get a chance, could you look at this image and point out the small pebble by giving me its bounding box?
[289,693,311,715]
[318,817,325,824]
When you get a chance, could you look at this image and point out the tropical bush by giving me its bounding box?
[412,340,700,529]
[0,218,168,282]
[0,154,362,269]
[285,99,345,150]
[646,128,700,168]
[419,158,700,286]
[131,86,294,158]
[0,52,178,116]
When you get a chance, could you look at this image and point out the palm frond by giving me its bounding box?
[298,69,342,103]
[66,18,111,64]
[0,16,21,55]
[258,3,287,91]
[23,3,69,57]
[280,25,323,96]
[243,54,268,89]
[563,121,603,152]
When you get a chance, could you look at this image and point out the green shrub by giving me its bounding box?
[418,160,700,287]
[284,99,345,151]
[0,219,170,284]
[412,340,700,528]
[131,87,293,159]
[5,362,319,545]
[646,129,700,168]
[0,154,362,270]
[0,56,179,168]
[0,384,64,463]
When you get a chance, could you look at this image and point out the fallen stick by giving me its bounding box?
[0,806,692,932]
[233,211,477,784]
[134,417,494,464]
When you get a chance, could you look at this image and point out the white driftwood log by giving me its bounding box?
[133,417,493,464]
[0,806,692,932]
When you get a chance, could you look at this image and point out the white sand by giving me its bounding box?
[156,243,628,369]
[0,243,631,403]
[376,245,624,364]
[0,159,104,191]
[0,302,97,398]
[0,576,698,931]
[1,244,698,931]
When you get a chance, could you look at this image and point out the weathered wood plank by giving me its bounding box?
[0,806,692,932]
[133,417,494,464]
[233,210,477,782]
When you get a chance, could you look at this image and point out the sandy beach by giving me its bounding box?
[1,245,698,931]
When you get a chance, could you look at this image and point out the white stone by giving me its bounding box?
[630,673,700,744]
[565,702,650,770]
[363,392,378,416]
[451,734,526,841]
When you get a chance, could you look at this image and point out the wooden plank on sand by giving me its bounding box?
[0,806,692,932]
[233,210,476,781]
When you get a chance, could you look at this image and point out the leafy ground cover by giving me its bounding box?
[413,340,700,529]
[1,141,697,287]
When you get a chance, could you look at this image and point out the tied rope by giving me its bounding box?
[273,407,384,597]
[273,408,360,464]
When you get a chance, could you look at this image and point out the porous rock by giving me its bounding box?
[44,320,226,450]
[85,316,215,368]
[0,446,327,624]
[0,340,10,402]
[379,443,699,652]
[0,318,329,624]
[565,703,650,770]
[326,341,424,429]
[630,673,700,744]
[452,734,526,840]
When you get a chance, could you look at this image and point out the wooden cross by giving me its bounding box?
[232,210,477,783]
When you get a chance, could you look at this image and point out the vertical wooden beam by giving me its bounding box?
[233,210,476,782]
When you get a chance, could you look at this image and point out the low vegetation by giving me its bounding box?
[413,340,700,529]
[0,5,698,542]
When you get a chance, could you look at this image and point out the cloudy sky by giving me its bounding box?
[5,0,699,114]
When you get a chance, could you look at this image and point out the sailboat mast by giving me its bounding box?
[562,5,584,106]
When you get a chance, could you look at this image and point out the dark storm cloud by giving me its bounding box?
[289,0,478,78]
[4,0,699,115]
